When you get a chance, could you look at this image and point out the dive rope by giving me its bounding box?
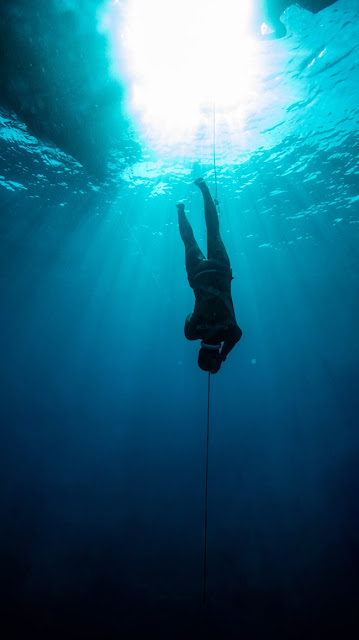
[202,98,219,605]
[203,100,219,604]
[213,100,219,211]
[203,370,211,605]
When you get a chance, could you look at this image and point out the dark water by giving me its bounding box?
[1,1,359,638]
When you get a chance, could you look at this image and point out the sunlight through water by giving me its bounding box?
[108,0,281,158]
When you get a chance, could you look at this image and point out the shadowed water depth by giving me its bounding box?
[1,1,359,639]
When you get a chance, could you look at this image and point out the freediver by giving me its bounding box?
[177,179,242,374]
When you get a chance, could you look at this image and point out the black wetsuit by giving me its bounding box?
[178,181,242,362]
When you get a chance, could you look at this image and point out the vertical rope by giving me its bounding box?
[213,101,219,211]
[202,98,219,604]
[203,371,211,605]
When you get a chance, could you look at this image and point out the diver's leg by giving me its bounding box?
[194,178,230,266]
[177,203,205,276]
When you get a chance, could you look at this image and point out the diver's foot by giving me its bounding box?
[194,177,206,188]
[176,203,185,213]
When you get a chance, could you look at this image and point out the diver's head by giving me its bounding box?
[198,342,222,374]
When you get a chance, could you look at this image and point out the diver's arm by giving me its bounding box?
[184,314,198,340]
[220,325,242,361]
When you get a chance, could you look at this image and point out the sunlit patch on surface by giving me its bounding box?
[108,0,274,158]
[260,22,274,36]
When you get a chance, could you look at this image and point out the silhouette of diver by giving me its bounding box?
[177,179,242,374]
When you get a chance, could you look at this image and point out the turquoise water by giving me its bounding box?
[1,1,359,638]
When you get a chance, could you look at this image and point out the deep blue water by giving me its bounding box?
[1,1,359,638]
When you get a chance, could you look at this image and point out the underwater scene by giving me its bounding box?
[1,1,359,638]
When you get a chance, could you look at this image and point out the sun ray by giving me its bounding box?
[108,0,268,154]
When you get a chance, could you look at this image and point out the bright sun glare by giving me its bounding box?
[109,0,265,152]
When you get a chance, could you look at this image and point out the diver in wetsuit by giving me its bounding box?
[177,178,242,374]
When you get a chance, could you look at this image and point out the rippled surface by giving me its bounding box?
[1,2,358,226]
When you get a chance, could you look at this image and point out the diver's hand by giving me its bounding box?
[211,362,221,374]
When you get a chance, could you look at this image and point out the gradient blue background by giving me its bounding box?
[1,1,359,638]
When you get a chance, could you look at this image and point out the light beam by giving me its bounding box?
[109,0,268,154]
